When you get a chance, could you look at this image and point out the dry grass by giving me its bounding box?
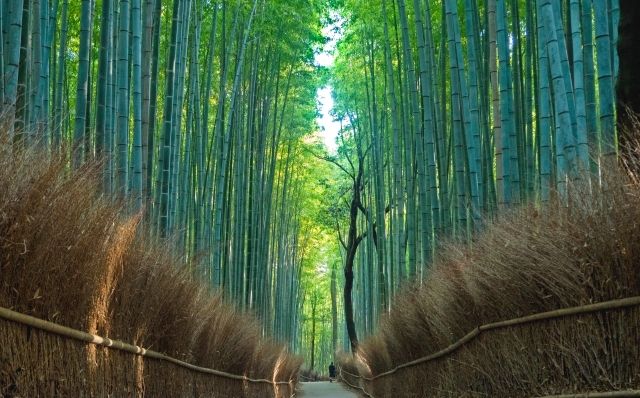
[343,159,640,397]
[0,141,300,397]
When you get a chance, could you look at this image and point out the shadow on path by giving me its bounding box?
[298,381,361,397]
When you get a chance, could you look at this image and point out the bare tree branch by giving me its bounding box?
[339,132,356,174]
[304,147,355,180]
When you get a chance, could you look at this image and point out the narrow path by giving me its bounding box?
[298,381,361,397]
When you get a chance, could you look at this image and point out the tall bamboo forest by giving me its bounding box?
[1,0,638,386]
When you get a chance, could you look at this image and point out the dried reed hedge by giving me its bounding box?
[0,143,300,397]
[340,159,640,397]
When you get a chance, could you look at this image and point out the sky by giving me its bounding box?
[314,14,343,155]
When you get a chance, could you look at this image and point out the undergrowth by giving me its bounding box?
[341,156,640,397]
[0,143,300,397]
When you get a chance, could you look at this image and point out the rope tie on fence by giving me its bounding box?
[337,295,640,397]
[0,306,294,387]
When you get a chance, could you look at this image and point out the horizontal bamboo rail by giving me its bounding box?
[348,295,640,381]
[339,367,361,380]
[0,306,294,386]
[336,367,640,398]
[338,296,640,397]
[338,367,373,398]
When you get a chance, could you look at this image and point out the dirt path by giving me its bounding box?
[298,381,361,397]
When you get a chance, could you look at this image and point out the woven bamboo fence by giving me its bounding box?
[338,296,640,398]
[0,307,295,397]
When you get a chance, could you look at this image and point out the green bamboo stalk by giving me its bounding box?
[96,0,112,169]
[104,0,116,194]
[488,0,505,206]
[391,0,409,276]
[464,0,484,213]
[43,0,60,143]
[551,0,577,177]
[445,0,470,233]
[131,0,143,209]
[14,0,30,138]
[363,31,388,309]
[53,0,68,150]
[536,0,552,202]
[413,0,438,257]
[496,0,512,205]
[609,0,619,79]
[196,1,218,254]
[169,0,192,232]
[396,0,419,273]
[159,0,181,235]
[30,0,42,134]
[539,0,573,197]
[3,0,23,108]
[508,0,523,204]
[593,0,616,156]
[381,0,405,285]
[73,0,92,166]
[524,0,536,199]
[140,0,155,201]
[581,0,597,160]
[147,0,161,208]
[115,0,130,197]
[212,0,260,287]
[0,0,5,103]
[570,0,588,169]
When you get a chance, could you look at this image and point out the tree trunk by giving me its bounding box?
[310,296,317,370]
[330,262,338,356]
[344,161,364,353]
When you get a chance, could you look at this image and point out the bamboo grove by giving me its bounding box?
[329,0,620,350]
[0,0,627,373]
[0,0,336,349]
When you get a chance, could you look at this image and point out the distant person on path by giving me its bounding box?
[328,361,336,382]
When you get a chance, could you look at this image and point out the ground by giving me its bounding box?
[298,381,360,397]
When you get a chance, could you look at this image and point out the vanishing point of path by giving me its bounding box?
[299,381,361,397]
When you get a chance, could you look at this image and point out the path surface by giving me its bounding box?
[298,381,360,397]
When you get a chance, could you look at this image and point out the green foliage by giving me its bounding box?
[1,0,622,375]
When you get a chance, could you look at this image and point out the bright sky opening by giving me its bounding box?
[315,13,344,155]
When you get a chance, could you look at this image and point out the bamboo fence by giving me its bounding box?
[338,296,640,397]
[0,306,296,397]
